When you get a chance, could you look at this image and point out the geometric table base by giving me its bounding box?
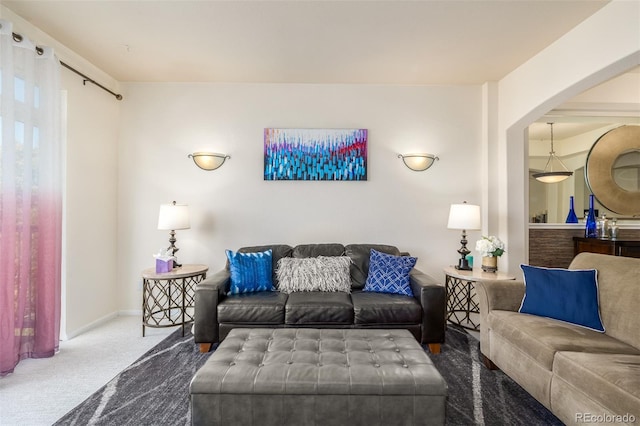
[445,274,480,331]
[142,264,208,337]
[443,266,515,332]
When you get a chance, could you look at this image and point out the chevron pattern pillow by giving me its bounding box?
[226,249,274,295]
[363,249,416,296]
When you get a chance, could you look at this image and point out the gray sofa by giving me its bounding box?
[476,253,640,425]
[194,243,446,354]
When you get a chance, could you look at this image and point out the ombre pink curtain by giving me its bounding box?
[0,20,62,376]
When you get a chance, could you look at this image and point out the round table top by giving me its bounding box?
[443,266,515,281]
[142,264,208,279]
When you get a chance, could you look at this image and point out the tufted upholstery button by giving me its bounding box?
[230,362,236,366]
[286,361,293,364]
[374,363,380,368]
[403,364,408,368]
[395,348,400,352]
[258,363,264,367]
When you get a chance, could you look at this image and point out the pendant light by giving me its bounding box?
[532,122,573,183]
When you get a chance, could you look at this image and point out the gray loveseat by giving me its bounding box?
[194,243,446,354]
[477,253,640,425]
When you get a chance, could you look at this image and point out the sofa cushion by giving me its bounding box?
[276,256,352,294]
[218,292,288,324]
[292,243,345,258]
[553,351,640,420]
[520,264,604,332]
[363,249,416,296]
[285,292,354,325]
[487,310,640,371]
[351,291,422,325]
[226,249,274,295]
[345,244,401,290]
[235,245,294,286]
[569,253,640,350]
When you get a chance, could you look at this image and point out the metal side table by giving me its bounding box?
[142,264,208,337]
[443,266,515,331]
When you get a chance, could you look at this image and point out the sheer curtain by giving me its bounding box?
[0,19,62,376]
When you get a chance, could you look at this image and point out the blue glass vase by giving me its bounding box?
[585,194,597,238]
[565,196,579,223]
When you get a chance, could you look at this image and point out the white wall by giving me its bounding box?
[1,5,122,338]
[62,72,120,337]
[117,83,482,312]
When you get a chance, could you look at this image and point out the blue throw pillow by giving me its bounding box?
[363,249,417,296]
[519,264,604,332]
[226,249,274,295]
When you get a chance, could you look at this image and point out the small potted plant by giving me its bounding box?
[475,236,505,272]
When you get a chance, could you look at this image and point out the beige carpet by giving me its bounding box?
[0,316,173,426]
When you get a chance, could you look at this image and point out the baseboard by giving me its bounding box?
[62,311,118,340]
[61,310,143,341]
[118,309,142,316]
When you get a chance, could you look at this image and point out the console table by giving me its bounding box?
[444,266,515,331]
[573,237,640,258]
[142,264,208,337]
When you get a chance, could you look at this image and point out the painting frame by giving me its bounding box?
[264,128,368,181]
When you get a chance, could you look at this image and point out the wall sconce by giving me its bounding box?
[188,152,230,171]
[398,153,439,171]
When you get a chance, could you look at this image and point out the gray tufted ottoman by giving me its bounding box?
[190,328,447,425]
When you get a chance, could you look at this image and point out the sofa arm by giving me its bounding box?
[475,280,525,359]
[194,269,230,349]
[475,280,525,315]
[410,270,446,348]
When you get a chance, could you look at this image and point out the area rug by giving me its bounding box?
[54,325,562,426]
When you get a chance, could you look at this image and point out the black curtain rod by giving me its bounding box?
[12,31,123,101]
[59,62,123,100]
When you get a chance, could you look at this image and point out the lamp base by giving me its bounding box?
[455,258,472,271]
[167,233,182,268]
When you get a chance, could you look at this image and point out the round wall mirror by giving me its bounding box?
[585,125,640,215]
[612,150,640,192]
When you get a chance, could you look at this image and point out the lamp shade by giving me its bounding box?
[188,152,230,171]
[158,202,190,230]
[447,203,481,230]
[532,171,572,183]
[398,154,439,171]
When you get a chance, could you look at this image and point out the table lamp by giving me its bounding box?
[157,201,190,267]
[447,201,481,270]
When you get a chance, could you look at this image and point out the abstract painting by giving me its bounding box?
[264,128,368,181]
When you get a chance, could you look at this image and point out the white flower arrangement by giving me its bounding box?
[475,236,505,258]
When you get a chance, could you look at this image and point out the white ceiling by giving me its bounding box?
[6,0,636,141]
[3,0,610,85]
[529,122,614,142]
